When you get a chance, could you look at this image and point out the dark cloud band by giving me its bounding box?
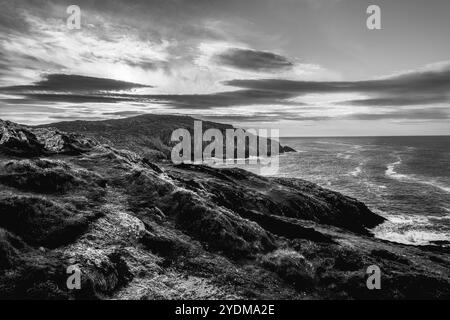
[0,74,152,93]
[214,48,293,71]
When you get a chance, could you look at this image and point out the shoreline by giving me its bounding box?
[1,115,449,299]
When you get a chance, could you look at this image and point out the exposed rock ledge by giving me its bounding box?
[0,118,449,300]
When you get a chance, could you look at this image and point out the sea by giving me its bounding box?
[271,136,450,246]
[217,136,450,246]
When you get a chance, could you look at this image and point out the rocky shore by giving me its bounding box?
[0,116,449,299]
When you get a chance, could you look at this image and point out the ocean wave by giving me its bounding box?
[372,213,450,246]
[316,141,357,147]
[337,153,352,159]
[292,150,307,153]
[349,164,363,177]
[385,159,404,177]
[385,158,450,193]
[419,180,450,193]
[375,229,450,246]
[362,181,387,195]
[429,213,450,221]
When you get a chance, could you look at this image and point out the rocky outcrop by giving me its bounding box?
[0,118,449,300]
[36,114,295,160]
[166,164,384,235]
[279,145,296,153]
[0,120,96,157]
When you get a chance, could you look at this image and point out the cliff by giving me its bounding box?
[36,114,296,161]
[0,118,449,299]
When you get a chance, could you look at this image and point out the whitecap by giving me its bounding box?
[385,158,403,178]
[372,213,450,246]
[337,153,352,159]
[385,158,450,193]
[349,164,362,177]
[419,180,450,193]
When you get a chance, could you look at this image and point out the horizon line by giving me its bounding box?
[280,134,450,138]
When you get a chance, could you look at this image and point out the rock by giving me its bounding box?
[0,120,46,156]
[70,250,134,299]
[370,249,410,265]
[37,114,296,158]
[0,159,106,194]
[333,248,365,271]
[0,228,25,270]
[0,116,448,300]
[260,249,315,290]
[239,209,334,243]
[279,145,296,153]
[168,190,277,258]
[0,120,96,157]
[32,128,97,155]
[0,227,69,300]
[140,230,191,264]
[272,177,385,232]
[167,164,384,234]
[0,196,100,248]
[141,158,164,174]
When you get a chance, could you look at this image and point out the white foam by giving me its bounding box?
[375,229,449,246]
[349,164,362,177]
[385,158,450,193]
[372,213,450,246]
[429,210,450,220]
[385,159,403,177]
[419,180,450,193]
[316,141,356,147]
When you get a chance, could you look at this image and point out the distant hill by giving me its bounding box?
[37,114,295,161]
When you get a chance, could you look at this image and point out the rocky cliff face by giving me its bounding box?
[0,118,449,299]
[36,114,296,160]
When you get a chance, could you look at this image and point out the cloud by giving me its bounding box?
[0,0,334,93]
[146,90,301,109]
[1,62,449,124]
[0,87,300,109]
[200,107,450,123]
[1,74,152,93]
[1,72,306,108]
[0,0,228,89]
[224,61,450,99]
[199,113,330,123]
[0,0,448,129]
[346,108,450,121]
[213,48,293,71]
[102,111,146,117]
[335,96,448,107]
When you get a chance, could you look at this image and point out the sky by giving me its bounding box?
[0,0,449,136]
